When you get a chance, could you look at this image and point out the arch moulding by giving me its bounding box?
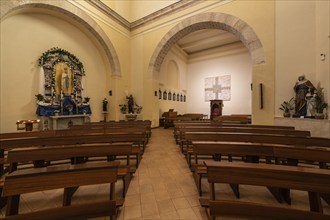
[1,0,121,78]
[149,12,265,79]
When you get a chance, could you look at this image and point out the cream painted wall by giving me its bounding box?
[158,50,188,118]
[275,0,329,118]
[0,12,108,132]
[187,50,252,118]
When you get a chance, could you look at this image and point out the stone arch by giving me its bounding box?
[149,12,265,78]
[1,0,121,78]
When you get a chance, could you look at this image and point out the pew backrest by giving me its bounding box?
[185,132,330,147]
[205,161,330,195]
[2,161,119,217]
[6,142,135,172]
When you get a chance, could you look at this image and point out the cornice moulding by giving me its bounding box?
[86,0,130,30]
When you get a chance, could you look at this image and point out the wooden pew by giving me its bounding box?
[213,114,251,124]
[0,132,146,175]
[192,142,274,196]
[205,200,330,220]
[2,161,122,219]
[192,142,330,197]
[202,161,330,220]
[185,133,329,200]
[71,120,152,138]
[0,130,56,140]
[183,132,329,150]
[176,127,310,147]
[0,130,147,183]
[173,122,296,144]
[174,121,295,130]
[5,143,137,198]
[183,131,313,167]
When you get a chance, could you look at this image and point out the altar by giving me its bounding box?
[49,114,90,130]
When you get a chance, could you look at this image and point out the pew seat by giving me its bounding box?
[202,161,330,220]
[2,161,122,219]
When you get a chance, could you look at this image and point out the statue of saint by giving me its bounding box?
[127,95,134,113]
[102,98,108,112]
[293,75,315,117]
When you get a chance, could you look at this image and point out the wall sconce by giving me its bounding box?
[154,91,157,96]
[173,92,176,101]
[159,89,162,99]
[320,53,326,61]
[168,91,172,100]
[108,90,112,96]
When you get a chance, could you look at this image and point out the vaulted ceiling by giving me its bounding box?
[177,29,242,56]
[90,0,245,59]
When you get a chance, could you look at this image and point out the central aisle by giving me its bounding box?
[118,128,207,220]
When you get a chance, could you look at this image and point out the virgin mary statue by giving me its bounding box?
[55,63,73,97]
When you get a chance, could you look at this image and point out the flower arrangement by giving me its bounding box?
[314,84,328,115]
[134,104,143,114]
[119,104,127,114]
[35,94,44,102]
[84,97,90,103]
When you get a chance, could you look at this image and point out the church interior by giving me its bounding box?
[0,0,329,219]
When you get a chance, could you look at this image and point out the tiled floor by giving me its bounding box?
[1,128,329,219]
[116,128,207,220]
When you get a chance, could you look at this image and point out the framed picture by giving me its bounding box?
[163,91,167,100]
[159,89,162,99]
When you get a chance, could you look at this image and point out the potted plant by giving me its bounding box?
[119,104,127,114]
[134,104,143,114]
[314,85,328,119]
[83,97,90,104]
[279,97,294,117]
[35,94,44,102]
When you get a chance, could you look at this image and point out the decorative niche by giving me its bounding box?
[36,47,91,116]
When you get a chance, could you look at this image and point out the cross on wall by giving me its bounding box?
[205,76,231,101]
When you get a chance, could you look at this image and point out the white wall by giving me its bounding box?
[0,12,108,132]
[187,51,252,118]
